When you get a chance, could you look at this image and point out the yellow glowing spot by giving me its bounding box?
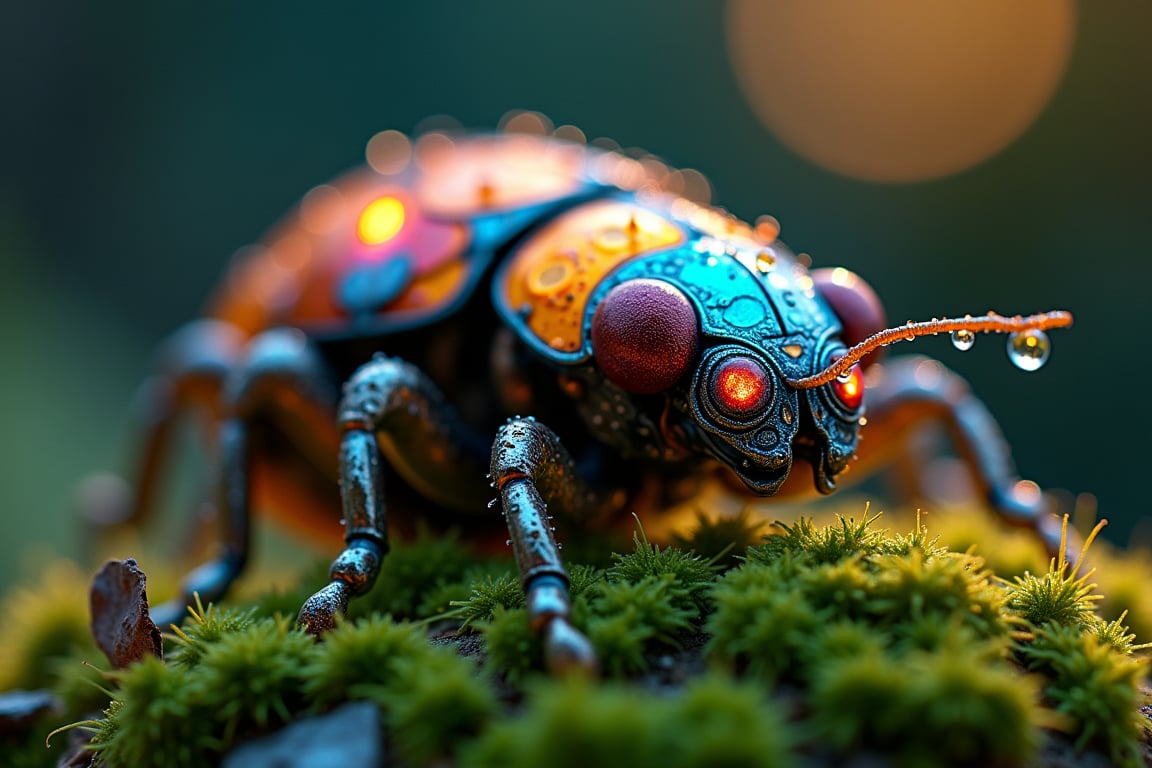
[727,0,1075,182]
[357,196,405,245]
[783,344,803,358]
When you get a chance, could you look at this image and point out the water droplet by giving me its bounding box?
[505,539,512,547]
[951,329,975,351]
[487,499,498,509]
[1007,329,1050,371]
[836,369,853,384]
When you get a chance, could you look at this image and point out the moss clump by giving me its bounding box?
[301,615,435,709]
[193,617,315,742]
[583,575,697,676]
[84,657,216,768]
[0,561,100,693]
[671,508,767,567]
[810,644,1041,768]
[452,572,524,629]
[462,675,794,768]
[1019,623,1147,766]
[606,521,720,614]
[166,595,257,669]
[349,527,488,620]
[12,510,1152,768]
[478,606,542,683]
[383,650,497,764]
[706,561,824,682]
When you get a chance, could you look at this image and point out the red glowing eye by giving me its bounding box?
[711,356,771,417]
[830,364,864,411]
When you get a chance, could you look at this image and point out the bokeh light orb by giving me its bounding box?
[726,0,1076,182]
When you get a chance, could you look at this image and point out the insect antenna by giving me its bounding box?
[787,310,1074,389]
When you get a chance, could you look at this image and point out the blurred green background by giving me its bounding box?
[0,1,1148,593]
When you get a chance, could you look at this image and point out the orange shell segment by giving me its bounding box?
[502,200,684,353]
[415,133,589,217]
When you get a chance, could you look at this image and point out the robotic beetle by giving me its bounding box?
[87,119,1071,673]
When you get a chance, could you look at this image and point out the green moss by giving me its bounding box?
[191,618,314,743]
[866,549,1008,639]
[301,615,434,709]
[350,527,488,620]
[1019,623,1148,766]
[477,606,543,682]
[167,595,258,669]
[383,650,497,764]
[452,572,523,629]
[11,510,1152,767]
[606,521,719,614]
[748,510,888,565]
[0,561,100,694]
[1091,542,1152,643]
[90,657,216,768]
[811,645,1041,767]
[581,575,697,676]
[706,561,825,682]
[462,675,794,768]
[672,509,766,568]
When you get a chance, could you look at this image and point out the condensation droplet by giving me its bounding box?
[951,329,975,351]
[1006,329,1050,371]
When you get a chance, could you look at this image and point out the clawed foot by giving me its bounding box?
[297,581,351,637]
[527,575,598,676]
[543,616,598,677]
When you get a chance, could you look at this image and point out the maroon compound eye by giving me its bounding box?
[591,279,699,394]
[811,267,887,369]
[710,356,771,418]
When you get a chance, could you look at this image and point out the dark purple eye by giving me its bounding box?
[591,279,699,393]
[812,267,887,369]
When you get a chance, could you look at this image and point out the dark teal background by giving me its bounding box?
[1,1,1149,591]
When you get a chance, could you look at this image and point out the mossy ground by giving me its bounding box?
[4,505,1151,768]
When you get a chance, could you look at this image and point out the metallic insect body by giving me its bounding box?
[91,116,1072,674]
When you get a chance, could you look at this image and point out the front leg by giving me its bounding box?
[858,355,1072,560]
[491,417,599,676]
[297,355,492,634]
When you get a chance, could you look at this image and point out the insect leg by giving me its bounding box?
[297,355,492,635]
[491,417,599,676]
[151,328,337,627]
[858,355,1071,560]
[79,320,246,545]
